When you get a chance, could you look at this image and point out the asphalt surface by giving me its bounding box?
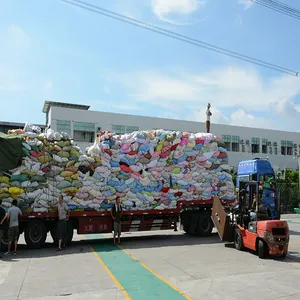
[1,214,300,300]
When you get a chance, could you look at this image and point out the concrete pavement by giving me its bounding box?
[1,215,300,299]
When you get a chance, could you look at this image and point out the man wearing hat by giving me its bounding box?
[206,103,212,133]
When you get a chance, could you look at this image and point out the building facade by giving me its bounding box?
[43,101,300,171]
[0,121,46,134]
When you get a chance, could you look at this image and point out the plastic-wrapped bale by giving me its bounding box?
[86,130,235,211]
[2,128,235,213]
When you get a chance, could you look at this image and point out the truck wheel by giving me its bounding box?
[24,220,47,249]
[51,221,74,246]
[182,213,191,234]
[196,211,213,237]
[257,239,268,259]
[234,229,244,251]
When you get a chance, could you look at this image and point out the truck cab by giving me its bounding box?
[237,158,279,220]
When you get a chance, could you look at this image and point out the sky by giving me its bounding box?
[0,0,300,131]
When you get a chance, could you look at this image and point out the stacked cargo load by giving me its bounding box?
[0,126,235,213]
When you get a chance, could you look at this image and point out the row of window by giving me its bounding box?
[56,121,300,154]
[56,120,140,136]
[222,135,295,147]
[111,125,139,134]
[223,142,297,156]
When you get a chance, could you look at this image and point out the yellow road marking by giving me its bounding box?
[91,248,132,300]
[117,244,192,300]
[82,235,132,300]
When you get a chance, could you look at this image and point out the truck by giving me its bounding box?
[0,129,234,250]
[211,158,290,258]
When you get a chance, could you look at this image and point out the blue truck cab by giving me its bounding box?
[237,158,279,220]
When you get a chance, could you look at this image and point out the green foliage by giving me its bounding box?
[229,169,237,186]
[277,169,300,212]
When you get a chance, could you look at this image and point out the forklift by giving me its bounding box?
[211,177,289,259]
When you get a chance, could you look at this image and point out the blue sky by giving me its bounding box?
[0,0,300,131]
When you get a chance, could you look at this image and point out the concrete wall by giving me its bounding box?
[49,107,300,170]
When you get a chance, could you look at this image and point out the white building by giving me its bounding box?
[43,101,300,171]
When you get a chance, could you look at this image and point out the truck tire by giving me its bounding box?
[51,221,74,246]
[24,220,47,249]
[196,211,213,237]
[182,212,191,234]
[257,239,268,259]
[234,228,244,251]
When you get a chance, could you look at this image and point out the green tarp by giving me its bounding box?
[0,133,24,172]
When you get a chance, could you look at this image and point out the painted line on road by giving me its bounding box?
[117,244,192,300]
[83,234,131,300]
[85,234,191,300]
[92,248,132,300]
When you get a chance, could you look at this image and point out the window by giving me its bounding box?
[73,131,94,143]
[112,125,139,134]
[269,147,273,154]
[281,140,286,155]
[222,135,231,151]
[274,147,278,155]
[73,122,95,132]
[251,137,260,154]
[262,138,268,154]
[242,144,245,152]
[231,135,240,152]
[56,120,71,135]
[125,126,139,133]
[287,141,293,155]
[112,125,125,134]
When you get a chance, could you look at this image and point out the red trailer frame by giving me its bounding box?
[0,198,234,250]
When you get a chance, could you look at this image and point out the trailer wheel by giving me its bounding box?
[182,212,192,234]
[24,220,47,249]
[234,228,244,251]
[51,221,74,246]
[196,211,213,237]
[257,239,268,259]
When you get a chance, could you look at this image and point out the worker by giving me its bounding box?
[111,197,123,244]
[206,103,212,133]
[57,195,70,252]
[1,200,22,256]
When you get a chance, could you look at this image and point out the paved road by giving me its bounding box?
[1,215,300,300]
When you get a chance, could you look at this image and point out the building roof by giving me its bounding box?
[0,121,46,128]
[42,101,90,114]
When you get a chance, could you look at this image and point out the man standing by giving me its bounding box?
[111,197,123,244]
[0,200,7,259]
[206,103,212,133]
[1,200,22,256]
[57,195,70,252]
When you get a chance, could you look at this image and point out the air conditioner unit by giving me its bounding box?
[273,142,277,146]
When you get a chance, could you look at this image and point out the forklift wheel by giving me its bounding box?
[257,239,268,259]
[234,229,244,251]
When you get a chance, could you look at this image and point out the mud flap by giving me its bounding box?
[211,196,234,242]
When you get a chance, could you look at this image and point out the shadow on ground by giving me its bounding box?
[1,231,222,261]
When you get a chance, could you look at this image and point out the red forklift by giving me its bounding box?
[211,178,289,259]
